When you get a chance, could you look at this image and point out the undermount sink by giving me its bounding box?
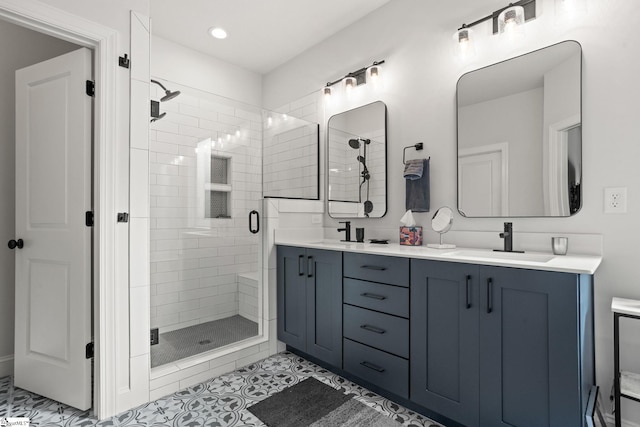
[312,239,360,246]
[445,249,555,263]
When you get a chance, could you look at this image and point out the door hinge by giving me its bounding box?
[85,342,94,359]
[119,53,130,69]
[85,80,95,97]
[85,211,94,227]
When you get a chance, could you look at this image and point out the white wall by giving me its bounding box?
[152,36,261,107]
[264,0,640,422]
[0,19,79,378]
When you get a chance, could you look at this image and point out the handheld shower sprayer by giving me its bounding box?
[347,138,374,216]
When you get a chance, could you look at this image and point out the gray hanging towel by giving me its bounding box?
[403,158,424,180]
[405,158,430,212]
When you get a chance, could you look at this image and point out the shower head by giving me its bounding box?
[161,89,181,102]
[151,79,181,102]
[348,138,371,149]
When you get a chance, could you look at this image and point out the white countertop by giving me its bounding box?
[275,239,602,274]
[611,297,640,316]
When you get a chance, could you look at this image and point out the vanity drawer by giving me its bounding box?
[343,278,409,318]
[344,252,409,287]
[343,338,408,399]
[343,304,409,358]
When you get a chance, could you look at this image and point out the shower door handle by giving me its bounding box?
[8,239,23,249]
[249,210,259,234]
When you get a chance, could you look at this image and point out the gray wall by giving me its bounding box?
[0,20,79,374]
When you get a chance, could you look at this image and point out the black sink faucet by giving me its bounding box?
[500,222,513,252]
[338,221,351,242]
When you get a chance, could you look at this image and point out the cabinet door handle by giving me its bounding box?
[487,278,493,314]
[298,255,304,276]
[360,361,385,373]
[307,256,313,278]
[361,292,387,300]
[360,324,386,334]
[465,275,472,309]
[361,265,387,271]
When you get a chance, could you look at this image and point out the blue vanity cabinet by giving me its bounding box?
[479,266,593,427]
[410,259,480,427]
[411,260,594,427]
[276,245,343,367]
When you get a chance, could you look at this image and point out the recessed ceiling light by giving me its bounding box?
[209,27,228,39]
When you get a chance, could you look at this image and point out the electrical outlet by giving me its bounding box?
[604,187,627,214]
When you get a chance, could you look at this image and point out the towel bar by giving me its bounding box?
[403,142,428,164]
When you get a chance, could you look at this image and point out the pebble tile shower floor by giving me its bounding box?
[0,352,443,426]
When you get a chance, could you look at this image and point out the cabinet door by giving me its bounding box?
[277,246,307,349]
[479,266,580,427]
[306,249,342,367]
[410,260,479,427]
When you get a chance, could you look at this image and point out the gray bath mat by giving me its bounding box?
[247,377,403,427]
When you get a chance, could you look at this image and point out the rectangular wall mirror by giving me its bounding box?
[457,40,582,218]
[327,101,387,218]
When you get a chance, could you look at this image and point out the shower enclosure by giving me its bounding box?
[149,81,264,367]
[148,80,318,368]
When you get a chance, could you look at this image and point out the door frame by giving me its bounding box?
[0,0,117,419]
[458,142,509,216]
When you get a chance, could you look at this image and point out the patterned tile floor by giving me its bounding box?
[0,351,443,427]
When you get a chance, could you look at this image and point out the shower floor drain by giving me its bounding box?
[199,339,212,345]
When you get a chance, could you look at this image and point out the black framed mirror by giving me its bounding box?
[327,101,387,218]
[457,40,582,217]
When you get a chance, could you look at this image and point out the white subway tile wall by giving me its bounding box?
[149,81,262,333]
[263,111,319,199]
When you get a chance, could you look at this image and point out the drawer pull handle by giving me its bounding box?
[360,324,386,334]
[361,292,387,300]
[360,361,385,373]
[465,275,472,309]
[361,265,387,271]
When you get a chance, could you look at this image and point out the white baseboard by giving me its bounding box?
[0,354,14,377]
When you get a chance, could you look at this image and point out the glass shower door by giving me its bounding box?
[149,80,263,367]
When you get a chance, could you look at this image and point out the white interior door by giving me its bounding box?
[14,47,92,410]
[458,144,508,217]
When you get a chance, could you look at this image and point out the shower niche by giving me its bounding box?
[327,101,387,218]
[148,80,319,367]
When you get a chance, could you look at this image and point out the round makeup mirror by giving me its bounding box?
[427,207,456,249]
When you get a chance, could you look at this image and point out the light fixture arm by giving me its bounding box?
[457,0,535,34]
[324,60,385,90]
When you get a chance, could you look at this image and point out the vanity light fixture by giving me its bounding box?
[321,60,385,99]
[453,0,536,54]
[498,5,525,36]
[343,76,357,93]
